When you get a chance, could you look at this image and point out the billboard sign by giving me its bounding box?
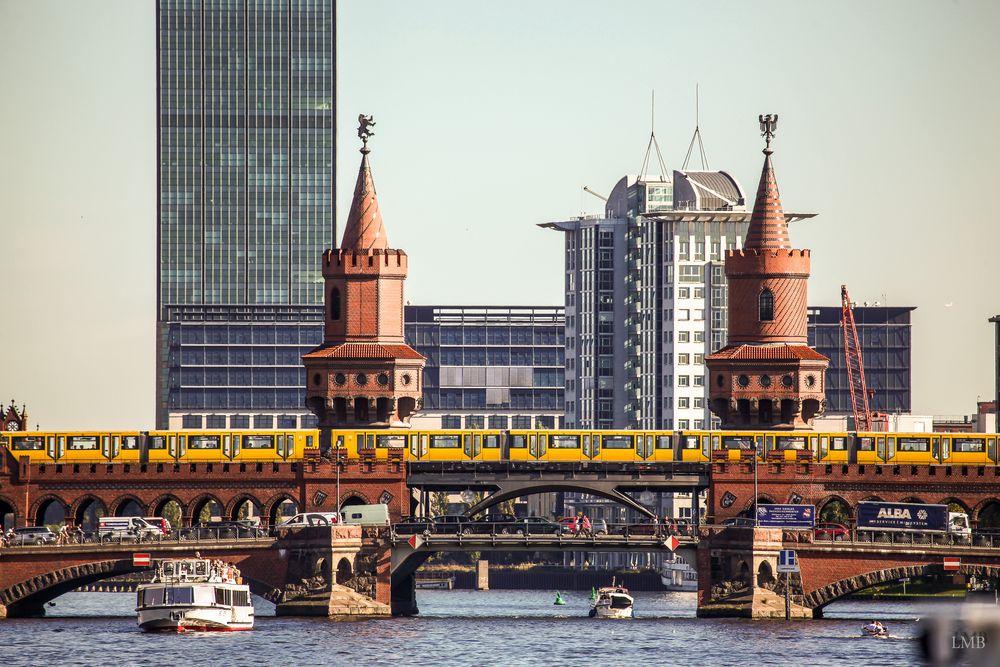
[757,504,815,528]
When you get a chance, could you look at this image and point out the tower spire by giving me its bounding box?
[341,114,388,252]
[743,114,789,250]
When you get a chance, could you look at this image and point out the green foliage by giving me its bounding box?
[819,499,851,525]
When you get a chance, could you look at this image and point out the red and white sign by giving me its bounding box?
[133,553,151,568]
[407,535,423,550]
[943,557,960,572]
[664,535,680,552]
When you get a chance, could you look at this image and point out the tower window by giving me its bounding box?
[759,288,774,322]
[330,287,341,321]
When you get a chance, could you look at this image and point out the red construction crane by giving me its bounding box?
[840,285,886,431]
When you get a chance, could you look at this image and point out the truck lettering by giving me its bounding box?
[876,508,911,520]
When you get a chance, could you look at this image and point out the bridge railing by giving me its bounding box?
[390,520,698,542]
[0,527,277,549]
[808,528,1000,549]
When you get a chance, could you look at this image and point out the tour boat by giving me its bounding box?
[136,558,253,632]
[589,579,634,619]
[659,557,698,592]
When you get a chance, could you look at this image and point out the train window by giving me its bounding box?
[682,436,699,449]
[953,438,986,453]
[10,436,44,450]
[366,434,375,449]
[189,436,220,450]
[858,437,874,451]
[429,434,462,448]
[244,436,275,449]
[549,435,581,449]
[722,436,753,450]
[306,435,314,448]
[510,435,527,449]
[121,436,139,450]
[830,437,847,450]
[376,434,407,448]
[603,436,633,449]
[897,437,930,452]
[482,435,500,448]
[148,436,167,450]
[656,436,672,449]
[68,436,99,450]
[776,437,806,451]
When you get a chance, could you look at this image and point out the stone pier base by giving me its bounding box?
[476,560,489,591]
[276,584,391,619]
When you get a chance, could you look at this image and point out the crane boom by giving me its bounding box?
[840,284,874,431]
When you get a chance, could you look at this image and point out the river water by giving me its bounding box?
[0,590,970,666]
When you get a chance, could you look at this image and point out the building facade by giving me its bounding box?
[156,0,336,428]
[404,306,565,430]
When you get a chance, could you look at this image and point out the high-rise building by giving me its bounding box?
[403,306,566,430]
[542,140,814,430]
[156,1,336,428]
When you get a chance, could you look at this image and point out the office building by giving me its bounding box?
[156,1,336,428]
[404,306,565,430]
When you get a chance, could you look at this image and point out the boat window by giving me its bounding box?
[376,434,407,448]
[233,590,249,606]
[953,437,986,453]
[67,436,99,450]
[603,436,633,449]
[897,437,930,452]
[194,561,208,576]
[142,588,164,606]
[243,435,275,449]
[429,434,461,448]
[165,587,194,605]
[549,435,580,449]
[189,436,220,450]
[215,587,232,606]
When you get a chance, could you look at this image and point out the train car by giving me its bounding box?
[940,433,997,465]
[676,431,712,462]
[0,431,143,464]
[815,432,851,463]
[143,430,310,463]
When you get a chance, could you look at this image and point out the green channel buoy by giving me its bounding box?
[554,591,566,605]
[589,586,597,601]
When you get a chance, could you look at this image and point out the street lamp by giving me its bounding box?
[753,437,760,527]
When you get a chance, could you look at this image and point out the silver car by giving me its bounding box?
[9,527,57,546]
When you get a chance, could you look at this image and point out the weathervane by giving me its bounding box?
[758,114,778,154]
[357,114,376,153]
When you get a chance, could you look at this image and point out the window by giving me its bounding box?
[694,420,705,429]
[677,331,690,343]
[693,287,704,299]
[694,353,704,365]
[678,397,689,409]
[465,415,485,429]
[488,415,509,429]
[441,415,462,429]
[693,331,704,343]
[693,376,705,387]
[678,375,690,387]
[206,415,226,429]
[678,419,690,429]
[694,397,704,408]
[694,309,704,320]
[678,309,690,321]
[330,287,341,320]
[678,287,690,299]
[512,415,532,429]
[678,353,690,365]
[182,415,203,429]
[759,288,774,322]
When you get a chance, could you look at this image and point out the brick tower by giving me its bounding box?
[705,115,828,430]
[303,116,424,429]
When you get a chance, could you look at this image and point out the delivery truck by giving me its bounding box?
[856,501,970,537]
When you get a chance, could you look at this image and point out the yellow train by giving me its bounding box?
[2,429,998,467]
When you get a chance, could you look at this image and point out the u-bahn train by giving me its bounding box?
[1,428,998,467]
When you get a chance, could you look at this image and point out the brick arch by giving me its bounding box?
[900,496,926,505]
[28,494,68,526]
[225,493,265,521]
[147,493,186,517]
[739,494,778,517]
[0,494,20,527]
[806,563,1000,611]
[187,493,225,524]
[69,495,108,527]
[938,497,971,514]
[109,494,146,517]
[973,498,1000,527]
[860,495,884,503]
[341,492,371,507]
[816,495,853,519]
[263,493,299,526]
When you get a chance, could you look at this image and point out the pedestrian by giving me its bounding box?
[57,524,68,545]
[581,514,593,538]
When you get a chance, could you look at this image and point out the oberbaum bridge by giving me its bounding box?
[2,117,999,621]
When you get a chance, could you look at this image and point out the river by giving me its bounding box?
[0,590,972,666]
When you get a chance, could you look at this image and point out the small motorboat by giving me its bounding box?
[589,579,634,619]
[862,622,889,638]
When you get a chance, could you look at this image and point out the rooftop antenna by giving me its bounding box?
[682,84,710,170]
[638,90,669,181]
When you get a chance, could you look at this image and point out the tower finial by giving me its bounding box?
[357,114,376,154]
[758,113,778,154]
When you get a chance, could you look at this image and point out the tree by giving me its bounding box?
[819,499,851,525]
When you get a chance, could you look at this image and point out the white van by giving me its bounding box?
[98,517,162,542]
[341,504,390,527]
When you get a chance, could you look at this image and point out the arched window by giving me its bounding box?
[759,288,774,322]
[330,287,341,321]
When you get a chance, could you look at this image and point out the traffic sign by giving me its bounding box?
[777,549,799,573]
[943,557,960,572]
[664,535,679,552]
[133,553,151,567]
[407,534,424,550]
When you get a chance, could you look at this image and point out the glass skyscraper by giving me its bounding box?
[156,0,336,428]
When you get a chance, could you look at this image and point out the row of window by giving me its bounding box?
[405,325,564,346]
[438,415,561,430]
[178,413,314,429]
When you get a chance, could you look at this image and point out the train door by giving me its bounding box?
[168,434,187,460]
[931,436,941,463]
[528,432,547,460]
[808,436,818,461]
[638,434,654,461]
[582,434,592,459]
[875,436,886,463]
[886,436,896,463]
[818,436,829,462]
[589,433,602,460]
[702,434,711,461]
[989,437,997,464]
[222,434,239,460]
[463,433,483,460]
[409,433,427,460]
[47,435,65,462]
[940,436,950,464]
[764,435,775,460]
[754,435,764,461]
[101,435,116,461]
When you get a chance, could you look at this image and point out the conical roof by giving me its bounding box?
[341,149,388,251]
[743,149,789,250]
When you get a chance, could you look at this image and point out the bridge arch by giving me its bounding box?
[462,482,657,519]
[341,494,370,507]
[336,557,352,584]
[817,495,852,524]
[974,499,1000,529]
[110,495,146,518]
[860,495,884,503]
[900,496,926,505]
[70,496,107,530]
[148,494,185,528]
[806,563,1000,612]
[188,493,224,525]
[739,495,778,517]
[939,497,971,514]
[263,493,298,527]
[30,495,68,527]
[0,494,18,530]
[226,494,264,522]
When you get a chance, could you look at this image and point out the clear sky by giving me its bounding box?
[0,0,997,428]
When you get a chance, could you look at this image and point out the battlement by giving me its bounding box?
[727,248,811,259]
[322,248,408,276]
[725,247,811,277]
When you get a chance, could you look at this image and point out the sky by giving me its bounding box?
[0,0,998,428]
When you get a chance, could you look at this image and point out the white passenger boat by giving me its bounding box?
[589,580,634,619]
[660,557,698,592]
[136,558,253,632]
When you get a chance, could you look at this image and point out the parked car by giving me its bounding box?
[8,527,57,546]
[814,522,849,541]
[431,515,474,535]
[191,520,263,539]
[721,517,756,528]
[471,513,519,534]
[394,517,434,536]
[98,517,163,542]
[275,512,342,530]
[142,517,172,535]
[513,516,563,536]
[619,520,663,537]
